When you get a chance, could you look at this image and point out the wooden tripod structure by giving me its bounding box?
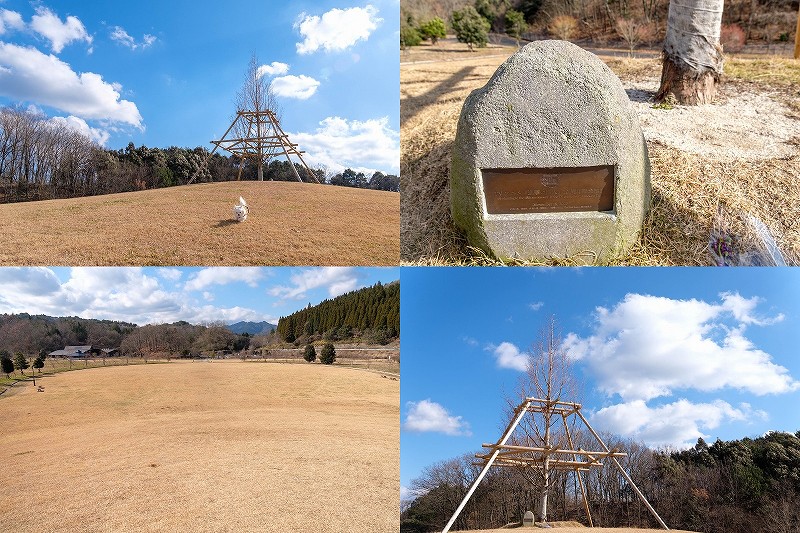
[441,397,669,532]
[188,108,319,184]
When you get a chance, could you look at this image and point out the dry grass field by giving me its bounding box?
[0,361,399,532]
[401,39,800,265]
[0,181,399,265]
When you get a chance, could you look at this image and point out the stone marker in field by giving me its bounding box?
[523,510,535,527]
[451,40,650,262]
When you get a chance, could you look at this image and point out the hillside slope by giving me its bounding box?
[0,181,399,265]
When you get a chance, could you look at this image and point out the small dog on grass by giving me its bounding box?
[233,196,249,222]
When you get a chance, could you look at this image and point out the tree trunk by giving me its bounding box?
[655,0,724,105]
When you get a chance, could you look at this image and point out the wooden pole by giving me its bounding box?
[576,410,669,530]
[795,4,800,59]
[562,412,593,527]
[442,399,532,533]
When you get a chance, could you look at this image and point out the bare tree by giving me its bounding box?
[656,0,724,104]
[511,316,580,526]
[233,54,281,181]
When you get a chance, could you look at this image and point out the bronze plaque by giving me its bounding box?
[482,165,615,214]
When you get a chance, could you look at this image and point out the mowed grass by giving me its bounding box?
[0,181,399,265]
[401,42,800,265]
[0,361,399,532]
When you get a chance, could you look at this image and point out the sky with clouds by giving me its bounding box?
[0,266,399,326]
[400,267,800,500]
[0,0,399,175]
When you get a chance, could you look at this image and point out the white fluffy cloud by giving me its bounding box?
[529,301,544,311]
[404,399,472,436]
[269,267,359,301]
[563,293,797,401]
[31,7,92,53]
[257,61,289,78]
[0,8,24,35]
[492,341,528,372]
[183,267,265,292]
[110,26,156,50]
[0,268,268,325]
[295,5,382,54]
[49,115,109,145]
[158,268,183,281]
[291,116,399,175]
[0,42,142,127]
[591,399,767,449]
[271,74,320,99]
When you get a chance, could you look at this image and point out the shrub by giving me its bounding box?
[303,344,316,363]
[419,17,447,44]
[320,343,336,365]
[451,6,490,51]
[721,24,746,53]
[401,23,422,49]
[548,15,578,40]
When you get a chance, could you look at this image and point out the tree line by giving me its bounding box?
[0,313,252,361]
[402,431,800,532]
[401,0,797,52]
[0,107,399,203]
[276,281,400,346]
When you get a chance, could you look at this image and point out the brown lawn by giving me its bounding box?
[0,361,399,532]
[0,181,399,265]
[401,39,800,265]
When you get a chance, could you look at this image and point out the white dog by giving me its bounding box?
[233,196,249,222]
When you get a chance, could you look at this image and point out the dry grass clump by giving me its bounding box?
[0,361,399,532]
[0,181,399,266]
[724,56,800,86]
[401,51,800,266]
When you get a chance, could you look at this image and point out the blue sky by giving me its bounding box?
[400,267,800,499]
[0,266,399,325]
[0,0,399,175]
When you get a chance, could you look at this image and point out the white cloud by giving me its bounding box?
[529,301,544,311]
[591,399,767,449]
[563,293,798,401]
[158,268,182,281]
[0,8,24,35]
[295,5,382,54]
[0,42,142,127]
[110,26,157,50]
[404,399,471,436]
[184,267,265,292]
[31,7,92,53]
[0,267,269,326]
[269,267,359,301]
[291,116,399,175]
[257,61,289,78]
[49,115,110,145]
[492,341,528,372]
[271,74,320,99]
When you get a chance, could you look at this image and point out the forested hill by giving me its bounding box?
[276,281,400,344]
[402,430,800,533]
[0,313,137,355]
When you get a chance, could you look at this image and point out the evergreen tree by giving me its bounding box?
[33,356,44,373]
[320,343,336,365]
[303,344,316,362]
[14,353,29,375]
[451,6,491,51]
[1,354,14,377]
[419,17,447,44]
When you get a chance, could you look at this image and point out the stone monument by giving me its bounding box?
[451,40,650,262]
[523,510,535,527]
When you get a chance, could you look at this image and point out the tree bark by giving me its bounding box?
[655,0,724,105]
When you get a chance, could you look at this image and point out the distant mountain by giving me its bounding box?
[227,321,277,335]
